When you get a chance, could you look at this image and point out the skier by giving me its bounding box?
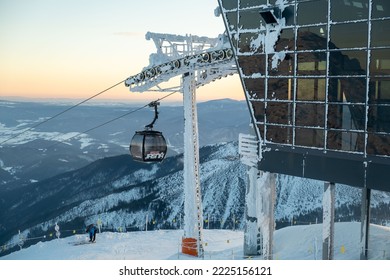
[86,224,97,242]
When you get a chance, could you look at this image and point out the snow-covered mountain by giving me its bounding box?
[1,141,389,258]
[0,99,249,187]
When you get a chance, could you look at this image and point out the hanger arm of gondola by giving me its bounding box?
[145,101,160,130]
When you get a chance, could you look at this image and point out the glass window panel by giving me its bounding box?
[329,50,367,76]
[244,78,265,100]
[295,128,324,148]
[297,52,327,75]
[239,10,264,29]
[326,130,340,151]
[368,105,390,133]
[327,104,343,129]
[298,61,326,71]
[377,104,390,133]
[370,49,390,76]
[226,12,238,32]
[251,101,265,122]
[240,0,268,8]
[237,55,266,76]
[378,81,390,101]
[372,0,390,18]
[350,104,367,131]
[345,104,366,131]
[331,0,369,22]
[220,0,238,11]
[326,131,365,152]
[328,104,366,131]
[239,32,263,53]
[367,133,390,156]
[130,134,144,159]
[330,22,368,49]
[268,53,294,76]
[328,78,366,103]
[283,5,296,26]
[266,125,293,144]
[328,78,343,103]
[297,79,326,101]
[297,26,327,51]
[144,134,162,151]
[267,79,292,100]
[295,103,325,127]
[369,78,390,105]
[297,0,328,25]
[371,20,390,47]
[275,28,295,52]
[266,102,293,125]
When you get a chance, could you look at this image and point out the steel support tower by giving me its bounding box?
[125,31,236,257]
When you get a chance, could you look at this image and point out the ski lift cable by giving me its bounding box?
[43,90,179,150]
[0,79,127,145]
[41,105,148,150]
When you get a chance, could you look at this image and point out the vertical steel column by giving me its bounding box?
[265,173,276,260]
[360,187,371,260]
[246,171,276,260]
[244,167,261,256]
[322,182,335,260]
[182,71,204,257]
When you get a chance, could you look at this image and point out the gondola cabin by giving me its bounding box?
[129,130,167,162]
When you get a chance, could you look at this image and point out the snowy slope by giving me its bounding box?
[2,141,390,256]
[1,222,389,260]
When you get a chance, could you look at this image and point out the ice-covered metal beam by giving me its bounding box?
[124,48,235,92]
[124,32,236,93]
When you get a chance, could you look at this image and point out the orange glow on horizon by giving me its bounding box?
[0,73,245,102]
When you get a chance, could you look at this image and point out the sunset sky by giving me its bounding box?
[0,0,243,103]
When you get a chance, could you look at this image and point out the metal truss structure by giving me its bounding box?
[125,32,236,93]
